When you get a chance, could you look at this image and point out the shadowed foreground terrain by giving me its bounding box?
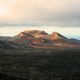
[0,48,80,80]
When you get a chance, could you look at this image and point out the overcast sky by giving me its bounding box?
[0,0,80,39]
[0,0,80,26]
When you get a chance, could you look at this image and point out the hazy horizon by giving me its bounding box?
[0,26,79,40]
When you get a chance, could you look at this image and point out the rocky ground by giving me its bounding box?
[0,48,80,80]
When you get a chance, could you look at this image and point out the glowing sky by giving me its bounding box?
[0,0,80,25]
[0,26,79,40]
[0,0,79,39]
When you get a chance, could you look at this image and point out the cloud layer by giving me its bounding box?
[0,0,80,26]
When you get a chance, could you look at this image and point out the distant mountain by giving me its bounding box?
[70,38,80,44]
[8,30,80,48]
[0,30,79,49]
[0,36,18,49]
[0,40,18,49]
[0,36,11,41]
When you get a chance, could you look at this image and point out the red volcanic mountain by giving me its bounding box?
[49,32,68,40]
[9,30,80,48]
[10,32,34,45]
[23,30,48,38]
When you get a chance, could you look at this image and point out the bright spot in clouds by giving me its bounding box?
[0,4,9,16]
[0,0,80,26]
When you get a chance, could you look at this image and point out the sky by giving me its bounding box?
[0,0,80,39]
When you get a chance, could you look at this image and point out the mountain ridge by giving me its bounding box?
[0,30,80,48]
